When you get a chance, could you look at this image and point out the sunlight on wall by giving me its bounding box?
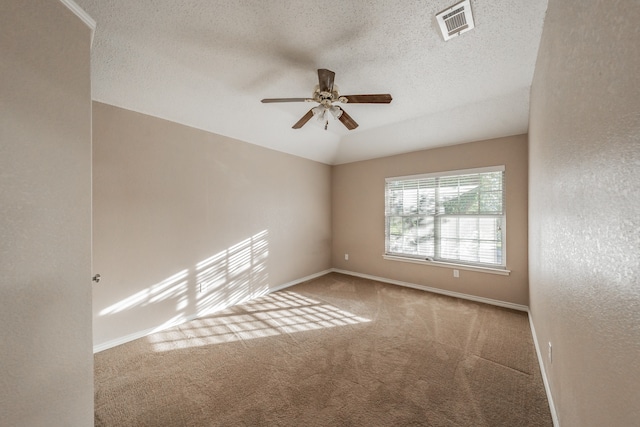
[95,230,272,349]
[99,269,189,316]
[148,290,371,352]
[195,230,269,317]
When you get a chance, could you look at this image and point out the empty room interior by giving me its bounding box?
[1,0,638,426]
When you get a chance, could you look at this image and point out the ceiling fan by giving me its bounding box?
[261,69,392,130]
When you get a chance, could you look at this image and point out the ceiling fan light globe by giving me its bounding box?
[312,105,327,122]
[329,106,343,119]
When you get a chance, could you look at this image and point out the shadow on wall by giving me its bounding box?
[96,230,271,345]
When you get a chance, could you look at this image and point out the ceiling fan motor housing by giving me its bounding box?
[313,85,344,107]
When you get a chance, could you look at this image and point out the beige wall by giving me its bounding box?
[529,1,640,425]
[332,135,529,306]
[0,1,94,425]
[92,102,332,348]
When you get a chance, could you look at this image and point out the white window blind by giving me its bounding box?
[385,166,505,268]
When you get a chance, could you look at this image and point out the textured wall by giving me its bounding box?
[529,0,640,425]
[92,102,332,348]
[0,1,94,425]
[332,135,529,305]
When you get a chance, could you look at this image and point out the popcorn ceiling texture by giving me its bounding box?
[528,0,640,425]
[73,0,548,164]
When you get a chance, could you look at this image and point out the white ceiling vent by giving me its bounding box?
[436,0,475,41]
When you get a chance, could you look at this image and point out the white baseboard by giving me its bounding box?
[93,269,333,353]
[92,314,199,353]
[270,269,333,293]
[528,311,560,427]
[330,268,528,312]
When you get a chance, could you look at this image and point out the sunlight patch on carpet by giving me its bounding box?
[148,290,370,352]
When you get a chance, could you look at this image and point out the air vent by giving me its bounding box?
[436,0,475,41]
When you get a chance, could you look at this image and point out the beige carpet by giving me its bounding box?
[94,273,552,426]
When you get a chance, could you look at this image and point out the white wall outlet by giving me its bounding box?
[345,253,349,261]
[453,269,459,278]
[548,342,552,363]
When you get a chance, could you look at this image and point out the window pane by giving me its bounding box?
[440,217,456,238]
[386,182,404,215]
[401,217,417,254]
[401,180,419,214]
[417,216,434,256]
[459,239,478,262]
[438,176,460,214]
[389,216,403,236]
[480,191,503,213]
[437,216,502,264]
[479,241,500,264]
[388,235,403,253]
[457,189,479,214]
[385,168,505,267]
[481,172,503,191]
[459,217,478,239]
[441,238,459,259]
[479,217,499,240]
[418,186,436,214]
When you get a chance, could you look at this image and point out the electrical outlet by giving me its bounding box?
[548,342,552,363]
[345,253,349,261]
[453,269,459,278]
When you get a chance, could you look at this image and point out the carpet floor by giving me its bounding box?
[94,272,552,426]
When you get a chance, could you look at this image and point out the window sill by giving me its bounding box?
[382,254,511,276]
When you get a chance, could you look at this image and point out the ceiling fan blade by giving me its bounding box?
[292,109,314,129]
[261,98,310,103]
[318,69,335,93]
[337,107,359,130]
[342,94,393,104]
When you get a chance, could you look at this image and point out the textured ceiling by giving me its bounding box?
[75,0,548,165]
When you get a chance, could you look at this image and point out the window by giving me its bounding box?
[385,166,505,269]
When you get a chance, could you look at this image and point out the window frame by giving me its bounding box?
[384,165,508,274]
